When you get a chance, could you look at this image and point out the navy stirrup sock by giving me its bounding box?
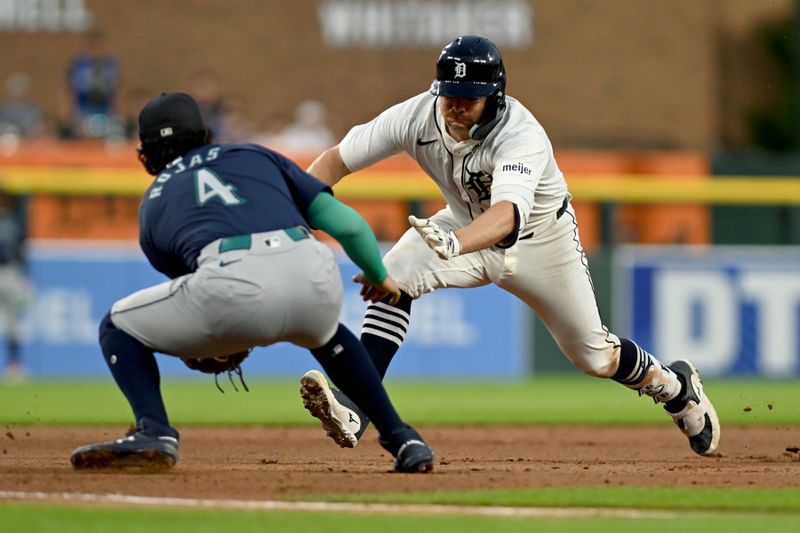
[612,338,652,386]
[612,337,681,404]
[310,323,405,436]
[98,312,177,438]
[360,291,413,378]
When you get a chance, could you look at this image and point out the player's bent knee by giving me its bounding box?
[98,311,136,346]
[98,311,117,339]
[98,310,150,357]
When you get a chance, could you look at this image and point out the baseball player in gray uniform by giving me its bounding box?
[69,92,434,473]
[298,35,720,457]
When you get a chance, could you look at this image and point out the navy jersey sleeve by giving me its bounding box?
[271,152,332,225]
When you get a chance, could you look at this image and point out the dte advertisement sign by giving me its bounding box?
[17,241,527,379]
[614,246,800,376]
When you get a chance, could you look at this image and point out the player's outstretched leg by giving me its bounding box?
[612,338,720,455]
[308,323,433,472]
[300,292,412,447]
[70,312,180,470]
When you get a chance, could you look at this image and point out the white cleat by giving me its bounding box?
[300,370,361,448]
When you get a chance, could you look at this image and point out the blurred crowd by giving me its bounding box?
[0,30,340,382]
[0,30,336,156]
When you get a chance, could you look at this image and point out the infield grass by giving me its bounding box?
[303,486,800,513]
[0,376,797,426]
[2,377,799,531]
[1,501,799,533]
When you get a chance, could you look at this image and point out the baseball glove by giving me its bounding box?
[182,350,251,392]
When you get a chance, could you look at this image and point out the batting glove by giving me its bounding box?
[408,215,462,260]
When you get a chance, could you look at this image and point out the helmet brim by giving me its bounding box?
[430,79,500,98]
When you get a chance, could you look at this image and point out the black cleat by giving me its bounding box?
[664,360,720,456]
[393,439,435,473]
[70,429,179,470]
[380,428,435,473]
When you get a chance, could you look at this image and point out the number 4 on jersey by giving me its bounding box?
[195,168,244,206]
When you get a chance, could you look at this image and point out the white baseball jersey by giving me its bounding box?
[339,92,570,240]
[340,92,621,378]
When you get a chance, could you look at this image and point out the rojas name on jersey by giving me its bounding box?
[149,147,221,199]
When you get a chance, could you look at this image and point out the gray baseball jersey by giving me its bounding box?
[340,92,620,376]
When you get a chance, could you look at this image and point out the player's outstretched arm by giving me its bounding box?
[307,145,352,187]
[409,201,516,259]
[307,191,400,304]
[456,201,516,253]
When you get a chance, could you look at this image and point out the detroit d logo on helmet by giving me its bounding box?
[454,62,467,79]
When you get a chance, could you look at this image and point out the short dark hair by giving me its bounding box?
[137,128,212,175]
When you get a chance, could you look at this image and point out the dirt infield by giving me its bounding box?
[1,426,798,499]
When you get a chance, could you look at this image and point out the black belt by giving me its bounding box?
[518,197,569,242]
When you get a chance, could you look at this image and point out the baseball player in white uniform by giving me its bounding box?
[298,35,720,457]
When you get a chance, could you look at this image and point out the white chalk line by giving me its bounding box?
[0,490,682,519]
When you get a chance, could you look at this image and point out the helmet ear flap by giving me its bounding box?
[468,89,506,141]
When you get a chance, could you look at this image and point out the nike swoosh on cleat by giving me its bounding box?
[219,258,242,267]
[416,138,437,146]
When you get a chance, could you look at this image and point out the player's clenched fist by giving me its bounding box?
[408,215,462,260]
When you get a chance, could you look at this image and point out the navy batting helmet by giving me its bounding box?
[430,36,507,140]
[430,35,506,99]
